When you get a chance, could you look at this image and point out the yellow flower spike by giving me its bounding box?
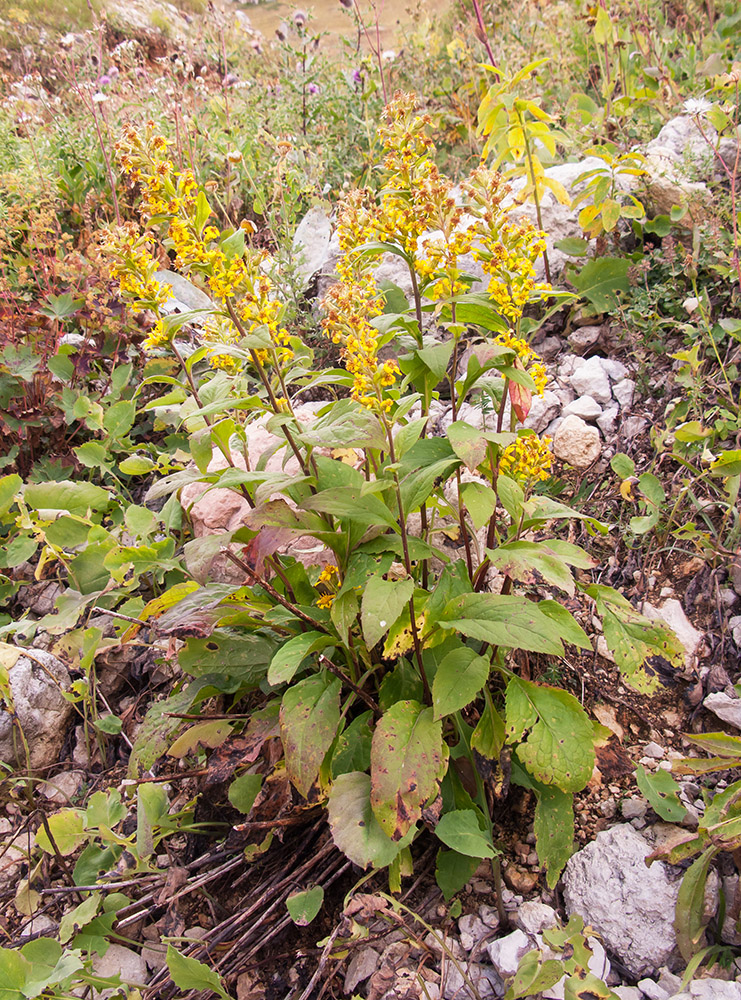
[500,435,553,485]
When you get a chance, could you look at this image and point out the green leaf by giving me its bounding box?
[553,237,589,256]
[635,764,686,822]
[486,540,594,597]
[280,674,341,797]
[435,848,480,900]
[601,604,683,694]
[103,399,136,440]
[327,771,407,869]
[93,714,122,735]
[24,481,109,515]
[675,847,719,963]
[332,711,373,777]
[435,809,497,858]
[571,257,631,311]
[268,631,334,686]
[166,945,231,1000]
[506,949,564,1000]
[0,946,31,1000]
[59,892,101,944]
[437,593,568,655]
[119,454,156,475]
[180,633,275,685]
[460,481,498,531]
[35,809,86,856]
[447,421,487,471]
[710,450,741,477]
[302,487,399,531]
[534,784,574,889]
[370,700,444,839]
[432,647,490,720]
[538,600,592,650]
[286,886,324,926]
[505,677,594,791]
[228,773,263,814]
[0,475,21,518]
[610,453,635,479]
[361,575,414,649]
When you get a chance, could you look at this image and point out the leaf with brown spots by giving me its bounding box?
[370,700,445,840]
[505,677,594,792]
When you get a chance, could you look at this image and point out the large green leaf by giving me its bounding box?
[179,633,275,685]
[370,700,445,839]
[505,677,594,791]
[675,847,719,962]
[361,575,414,649]
[534,784,574,888]
[570,257,631,311]
[432,647,490,720]
[24,480,110,515]
[447,421,488,471]
[486,540,594,596]
[435,849,480,900]
[302,487,399,531]
[636,764,686,822]
[598,599,683,694]
[280,674,341,797]
[327,771,407,869]
[437,593,568,654]
[435,809,497,858]
[166,945,231,1000]
[267,631,334,686]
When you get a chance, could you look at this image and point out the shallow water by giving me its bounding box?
[241,0,452,52]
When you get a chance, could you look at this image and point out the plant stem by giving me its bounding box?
[470,0,497,66]
[318,654,380,718]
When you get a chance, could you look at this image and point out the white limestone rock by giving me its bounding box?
[553,414,602,469]
[293,207,332,290]
[561,824,681,977]
[562,395,603,421]
[0,649,73,770]
[486,929,531,978]
[569,356,612,405]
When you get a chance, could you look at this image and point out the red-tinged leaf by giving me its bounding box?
[370,700,445,840]
[508,359,532,423]
[280,675,341,797]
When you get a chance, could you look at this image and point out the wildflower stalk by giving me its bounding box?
[519,111,551,284]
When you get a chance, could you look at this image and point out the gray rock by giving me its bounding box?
[599,358,629,381]
[687,981,741,1000]
[154,270,213,314]
[562,395,603,421]
[641,598,703,670]
[643,742,665,760]
[597,402,620,438]
[486,929,531,978]
[458,914,492,952]
[553,414,602,469]
[443,961,503,1000]
[639,979,671,1000]
[570,357,613,405]
[0,649,74,770]
[615,989,643,1000]
[728,616,741,647]
[345,947,381,993]
[92,944,148,993]
[613,378,636,411]
[523,390,561,433]
[568,325,602,354]
[514,901,558,936]
[704,692,741,731]
[561,824,681,977]
[478,905,500,929]
[293,207,332,290]
[623,415,648,439]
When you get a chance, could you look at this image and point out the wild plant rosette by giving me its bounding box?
[101,94,684,894]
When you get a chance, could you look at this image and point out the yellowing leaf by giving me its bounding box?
[505,677,594,791]
[280,674,341,797]
[370,701,444,839]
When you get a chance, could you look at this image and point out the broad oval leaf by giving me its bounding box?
[327,771,407,869]
[435,809,497,858]
[432,647,490,721]
[370,700,445,839]
[505,677,594,792]
[438,593,567,655]
[286,885,325,926]
[280,674,341,797]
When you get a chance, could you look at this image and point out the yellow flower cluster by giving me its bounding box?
[495,329,548,396]
[316,564,340,609]
[322,262,400,411]
[500,434,553,484]
[463,166,550,321]
[99,222,173,319]
[106,123,293,373]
